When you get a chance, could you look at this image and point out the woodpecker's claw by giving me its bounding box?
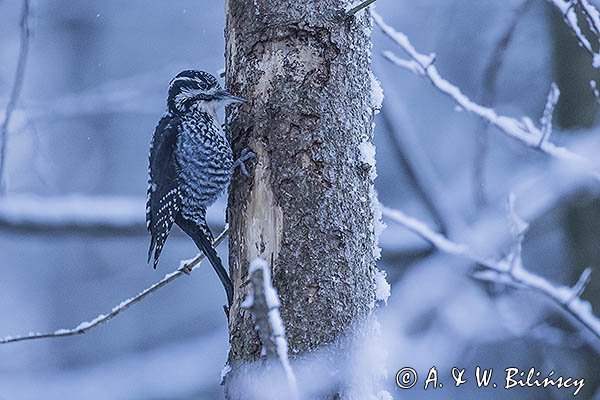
[234,148,257,177]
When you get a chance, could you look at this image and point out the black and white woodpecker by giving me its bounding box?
[146,70,247,307]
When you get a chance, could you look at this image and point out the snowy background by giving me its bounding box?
[0,0,599,399]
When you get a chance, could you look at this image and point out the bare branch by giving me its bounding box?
[242,258,298,398]
[0,227,229,344]
[473,0,533,207]
[570,267,593,300]
[381,206,472,259]
[346,0,376,16]
[371,10,600,181]
[381,206,600,343]
[0,0,31,192]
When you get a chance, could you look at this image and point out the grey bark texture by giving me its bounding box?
[224,0,377,397]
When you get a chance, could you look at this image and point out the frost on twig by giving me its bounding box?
[0,227,229,344]
[371,10,600,181]
[241,258,298,399]
[547,0,600,68]
[539,82,560,147]
[381,205,600,344]
[0,0,31,192]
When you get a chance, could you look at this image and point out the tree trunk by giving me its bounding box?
[224,0,378,398]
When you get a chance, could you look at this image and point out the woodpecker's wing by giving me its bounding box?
[146,115,182,268]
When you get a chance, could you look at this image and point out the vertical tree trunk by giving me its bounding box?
[224,0,378,397]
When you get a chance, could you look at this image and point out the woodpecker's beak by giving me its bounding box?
[216,89,246,104]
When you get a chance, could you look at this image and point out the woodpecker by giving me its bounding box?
[146,70,246,307]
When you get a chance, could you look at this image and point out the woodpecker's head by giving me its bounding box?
[166,70,245,116]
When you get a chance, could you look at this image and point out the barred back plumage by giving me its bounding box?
[146,70,244,307]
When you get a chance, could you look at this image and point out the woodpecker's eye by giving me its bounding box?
[167,70,221,113]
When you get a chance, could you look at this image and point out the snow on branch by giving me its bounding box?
[539,82,560,147]
[547,0,600,68]
[241,258,298,399]
[0,227,229,344]
[371,10,600,181]
[381,205,600,343]
[0,194,224,235]
[0,0,31,191]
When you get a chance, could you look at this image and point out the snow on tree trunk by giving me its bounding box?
[224,0,378,397]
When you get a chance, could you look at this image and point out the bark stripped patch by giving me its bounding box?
[244,140,284,262]
[250,22,339,100]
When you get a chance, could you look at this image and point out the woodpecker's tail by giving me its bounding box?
[147,234,166,269]
[177,216,233,306]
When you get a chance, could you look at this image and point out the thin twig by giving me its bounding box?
[372,10,600,181]
[538,82,560,147]
[506,193,527,272]
[382,206,600,343]
[473,0,533,207]
[346,0,376,16]
[0,227,229,344]
[0,0,31,192]
[570,267,593,301]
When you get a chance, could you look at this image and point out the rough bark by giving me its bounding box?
[224,1,377,398]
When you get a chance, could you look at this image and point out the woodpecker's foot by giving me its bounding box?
[234,148,257,177]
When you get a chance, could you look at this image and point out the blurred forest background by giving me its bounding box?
[0,0,599,399]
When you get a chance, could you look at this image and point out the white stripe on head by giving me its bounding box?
[169,76,197,87]
[174,86,221,108]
